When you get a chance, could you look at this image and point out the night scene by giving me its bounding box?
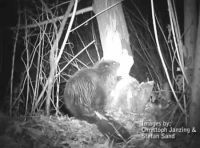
[0,0,200,147]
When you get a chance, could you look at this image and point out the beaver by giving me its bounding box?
[64,60,130,142]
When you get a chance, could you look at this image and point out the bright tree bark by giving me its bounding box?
[92,0,154,114]
[93,0,133,77]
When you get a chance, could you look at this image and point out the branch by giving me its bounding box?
[13,7,93,30]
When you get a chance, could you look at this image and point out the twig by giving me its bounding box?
[13,7,92,30]
[57,40,95,77]
[70,0,123,32]
[10,10,20,116]
[167,0,188,84]
[56,0,78,64]
[151,0,186,115]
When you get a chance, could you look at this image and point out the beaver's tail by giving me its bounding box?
[82,111,130,142]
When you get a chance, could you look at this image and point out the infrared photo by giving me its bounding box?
[0,0,200,147]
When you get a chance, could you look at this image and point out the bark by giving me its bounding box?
[190,2,200,131]
[184,0,197,83]
[93,0,133,76]
[92,0,153,114]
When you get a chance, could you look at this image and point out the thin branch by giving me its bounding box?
[151,0,186,115]
[70,0,123,32]
[167,0,188,84]
[56,0,78,64]
[57,40,95,77]
[33,0,76,112]
[13,7,93,30]
[10,10,20,116]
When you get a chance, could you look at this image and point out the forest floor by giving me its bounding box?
[0,108,199,148]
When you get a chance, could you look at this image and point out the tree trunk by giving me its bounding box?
[184,0,197,83]
[190,1,200,131]
[93,0,133,77]
[92,0,153,114]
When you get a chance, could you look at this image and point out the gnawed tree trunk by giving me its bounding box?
[93,0,133,77]
[190,1,200,131]
[93,0,154,115]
